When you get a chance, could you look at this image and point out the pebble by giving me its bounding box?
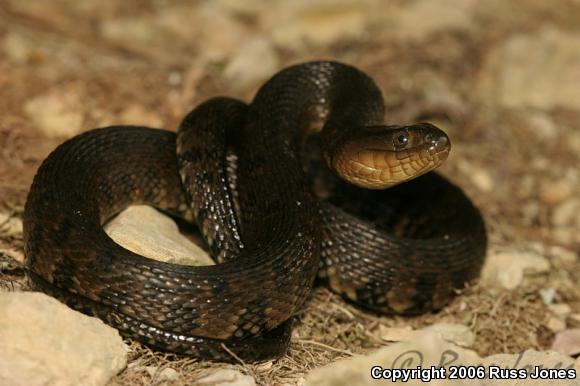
[117,104,164,128]
[0,292,127,386]
[145,366,180,383]
[548,246,577,264]
[224,37,280,91]
[479,26,580,110]
[481,249,550,290]
[197,369,256,386]
[546,317,567,333]
[24,91,85,137]
[104,205,213,266]
[548,304,572,318]
[551,199,580,228]
[551,329,580,357]
[540,179,573,206]
[539,288,557,305]
[378,325,415,342]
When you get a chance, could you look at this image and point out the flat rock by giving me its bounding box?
[306,327,580,386]
[479,26,580,110]
[481,249,550,290]
[0,292,127,386]
[551,329,580,357]
[104,205,214,266]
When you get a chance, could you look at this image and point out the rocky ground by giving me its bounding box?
[0,0,579,385]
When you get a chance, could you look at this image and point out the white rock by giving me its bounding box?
[306,327,580,386]
[0,292,127,386]
[479,27,580,110]
[104,205,214,266]
[197,369,256,386]
[24,91,84,138]
[224,37,279,90]
[552,329,580,357]
[481,250,550,290]
[539,288,557,305]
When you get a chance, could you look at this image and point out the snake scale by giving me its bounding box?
[23,61,486,361]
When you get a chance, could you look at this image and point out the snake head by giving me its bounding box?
[327,123,451,189]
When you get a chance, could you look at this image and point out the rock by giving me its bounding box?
[470,168,493,193]
[547,316,567,333]
[526,111,558,142]
[540,180,574,206]
[539,288,557,305]
[552,329,580,357]
[549,304,572,318]
[197,369,256,386]
[306,329,482,386]
[568,314,580,328]
[104,205,213,266]
[481,249,550,290]
[378,325,415,342]
[24,91,84,138]
[548,246,577,264]
[118,104,164,128]
[224,37,280,90]
[0,292,127,386]
[479,27,580,110]
[306,326,580,386]
[387,0,477,41]
[424,323,474,347]
[551,199,580,228]
[145,366,180,383]
[269,0,369,49]
[482,350,579,386]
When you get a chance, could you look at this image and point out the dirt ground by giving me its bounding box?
[1,1,579,385]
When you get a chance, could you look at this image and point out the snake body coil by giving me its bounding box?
[23,61,486,361]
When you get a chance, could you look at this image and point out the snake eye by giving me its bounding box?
[393,132,409,149]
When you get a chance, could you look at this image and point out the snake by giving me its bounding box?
[23,61,486,361]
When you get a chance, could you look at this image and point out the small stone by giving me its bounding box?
[377,325,415,342]
[24,91,84,138]
[549,304,572,318]
[479,27,580,110]
[540,180,574,205]
[470,168,493,192]
[197,369,256,386]
[224,37,279,90]
[0,292,127,386]
[551,329,580,357]
[270,0,368,49]
[146,367,180,383]
[548,246,577,264]
[0,213,23,237]
[568,314,580,328]
[105,205,213,266]
[546,316,567,333]
[539,288,557,305]
[551,199,580,228]
[481,250,550,290]
[424,323,474,347]
[526,111,558,142]
[118,104,164,128]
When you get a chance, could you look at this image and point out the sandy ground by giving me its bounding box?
[1,1,579,385]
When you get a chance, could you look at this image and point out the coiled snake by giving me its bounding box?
[23,61,486,361]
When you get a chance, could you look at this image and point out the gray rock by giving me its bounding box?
[481,249,550,290]
[197,368,256,386]
[0,292,127,386]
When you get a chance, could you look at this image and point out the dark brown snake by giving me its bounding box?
[23,61,486,361]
